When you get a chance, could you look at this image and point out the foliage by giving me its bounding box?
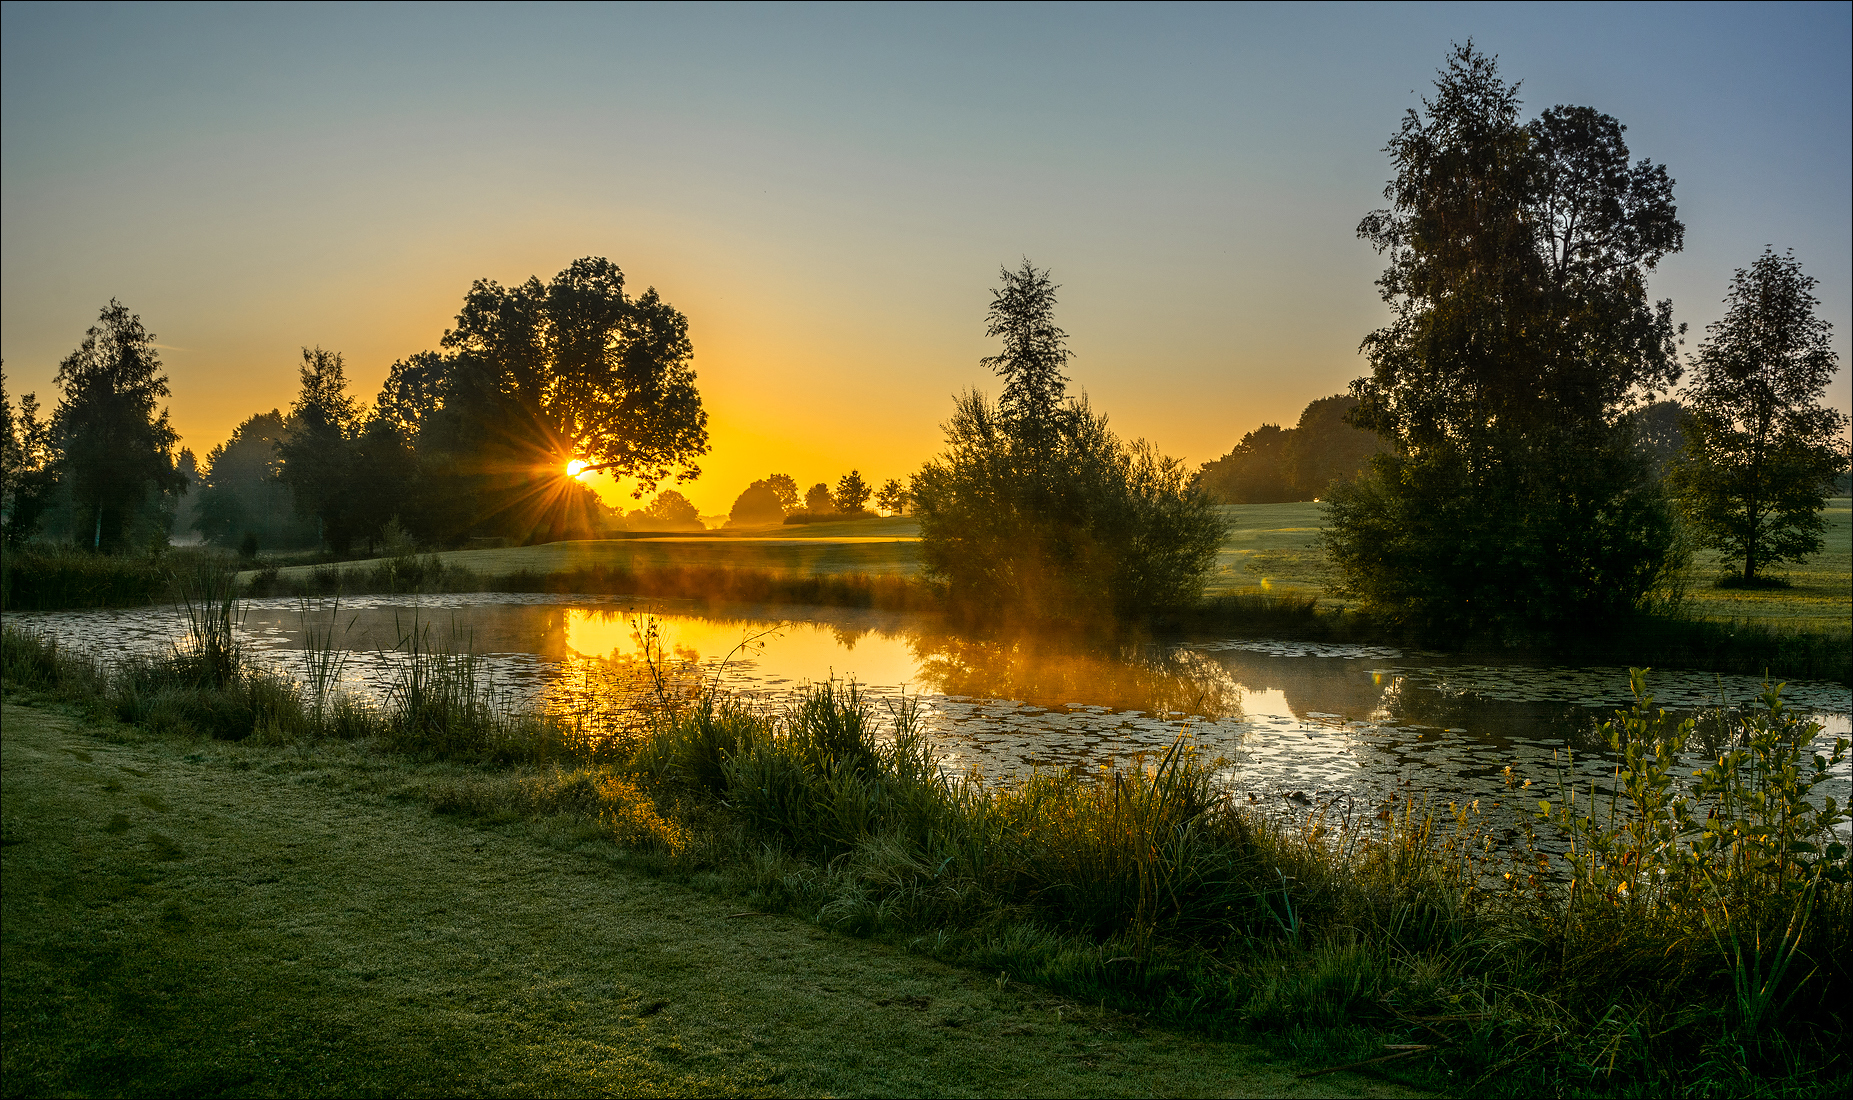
[980,258,1072,448]
[1667,250,1849,583]
[0,545,177,610]
[408,257,708,544]
[1198,396,1385,505]
[195,409,318,552]
[630,489,701,530]
[726,479,787,526]
[763,473,799,513]
[1283,395,1386,497]
[1625,397,1691,480]
[802,481,833,513]
[874,477,910,515]
[914,262,1225,620]
[1196,423,1295,504]
[913,392,1224,619]
[1325,431,1683,639]
[832,470,872,513]
[1,366,57,543]
[274,347,420,555]
[1540,672,1849,906]
[50,301,186,552]
[1328,45,1686,639]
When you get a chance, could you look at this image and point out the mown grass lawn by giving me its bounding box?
[1680,497,1851,630]
[242,500,1850,636]
[1,700,1419,1099]
[1204,500,1851,633]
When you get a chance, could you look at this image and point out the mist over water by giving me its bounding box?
[20,593,1849,836]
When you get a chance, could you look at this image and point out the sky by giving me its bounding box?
[3,1,1849,517]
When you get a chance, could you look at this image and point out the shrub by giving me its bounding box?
[911,392,1225,620]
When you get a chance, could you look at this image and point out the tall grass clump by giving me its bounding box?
[375,615,572,764]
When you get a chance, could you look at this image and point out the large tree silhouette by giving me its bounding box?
[1326,45,1686,637]
[51,301,185,552]
[417,257,708,542]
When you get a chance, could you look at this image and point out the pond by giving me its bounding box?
[14,593,1850,839]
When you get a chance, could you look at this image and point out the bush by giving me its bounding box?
[1323,436,1684,642]
[911,393,1225,621]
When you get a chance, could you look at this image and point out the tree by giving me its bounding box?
[1197,395,1386,504]
[346,410,419,554]
[727,479,786,526]
[1283,395,1384,498]
[2,366,57,543]
[1326,45,1685,637]
[832,470,871,514]
[426,257,709,543]
[194,410,316,551]
[1196,424,1295,503]
[912,263,1224,619]
[764,474,799,514]
[631,489,701,530]
[875,478,910,515]
[1667,250,1849,584]
[276,347,360,552]
[982,259,1073,451]
[51,301,185,552]
[803,482,833,513]
[1624,398,1690,480]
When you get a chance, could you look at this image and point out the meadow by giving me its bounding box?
[1209,499,1853,633]
[238,499,1849,636]
[2,570,1847,1098]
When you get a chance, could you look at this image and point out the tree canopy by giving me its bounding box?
[51,301,185,552]
[1667,250,1849,583]
[1326,45,1686,637]
[727,479,787,527]
[376,258,709,544]
[913,263,1224,620]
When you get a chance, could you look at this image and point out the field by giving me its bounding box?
[1202,502,1348,604]
[1205,500,1852,633]
[248,517,926,587]
[1681,497,1852,629]
[67,498,1851,640]
[0,700,1416,1100]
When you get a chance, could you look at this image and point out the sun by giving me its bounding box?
[566,459,589,478]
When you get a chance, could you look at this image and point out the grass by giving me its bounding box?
[1680,498,1852,631]
[0,544,235,611]
[0,703,1418,1096]
[4,612,1848,1098]
[1203,499,1853,634]
[245,521,924,591]
[1203,501,1350,606]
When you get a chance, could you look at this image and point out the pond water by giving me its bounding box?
[14,593,1850,839]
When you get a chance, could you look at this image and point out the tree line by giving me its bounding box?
[4,259,715,555]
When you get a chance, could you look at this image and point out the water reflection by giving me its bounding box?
[12,594,1848,835]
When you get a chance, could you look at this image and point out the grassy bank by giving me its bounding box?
[4,586,1848,1098]
[0,545,228,611]
[2,702,1416,1099]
